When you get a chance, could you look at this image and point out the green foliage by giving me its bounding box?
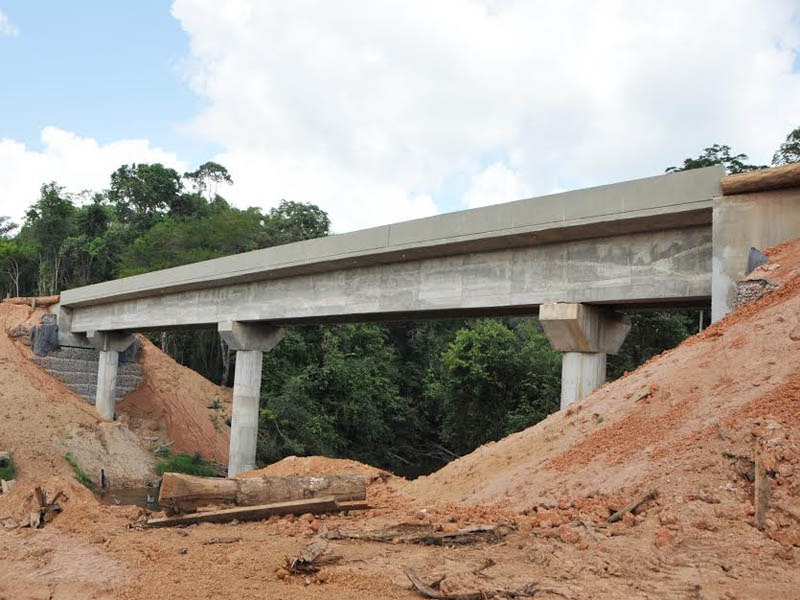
[258,324,415,468]
[426,319,560,455]
[773,126,800,167]
[607,311,698,380]
[0,454,16,481]
[666,144,766,174]
[263,200,332,244]
[64,453,95,490]
[155,452,216,477]
[108,163,184,234]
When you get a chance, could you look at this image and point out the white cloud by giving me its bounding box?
[0,127,185,226]
[463,162,532,209]
[172,0,800,230]
[0,10,19,36]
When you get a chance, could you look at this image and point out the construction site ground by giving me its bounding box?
[2,238,800,599]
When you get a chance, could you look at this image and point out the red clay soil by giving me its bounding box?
[3,238,800,598]
[117,337,231,464]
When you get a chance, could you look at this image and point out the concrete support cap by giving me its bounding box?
[539,303,630,355]
[218,321,284,352]
[85,330,136,353]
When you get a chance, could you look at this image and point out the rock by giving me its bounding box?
[654,528,674,549]
[557,525,581,544]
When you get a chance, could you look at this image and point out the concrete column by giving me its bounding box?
[539,303,630,410]
[218,321,284,478]
[228,350,263,478]
[560,352,606,410]
[96,350,119,420]
[84,330,135,421]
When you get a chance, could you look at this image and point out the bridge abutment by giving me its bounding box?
[539,303,630,410]
[218,321,285,478]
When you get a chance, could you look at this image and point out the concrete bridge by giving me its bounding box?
[56,164,800,476]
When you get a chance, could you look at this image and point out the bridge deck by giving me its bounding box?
[59,166,723,331]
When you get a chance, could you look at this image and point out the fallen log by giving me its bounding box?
[158,472,366,515]
[3,295,60,307]
[607,488,657,523]
[145,496,365,528]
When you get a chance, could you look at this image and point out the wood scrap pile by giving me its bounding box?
[27,486,64,529]
[404,568,563,600]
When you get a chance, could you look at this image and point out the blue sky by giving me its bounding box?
[0,1,218,163]
[0,1,798,232]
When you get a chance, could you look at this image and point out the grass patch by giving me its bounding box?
[0,454,16,481]
[64,453,95,490]
[156,452,216,477]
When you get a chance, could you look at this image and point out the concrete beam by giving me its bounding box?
[539,303,630,354]
[66,227,712,332]
[218,321,284,352]
[59,167,723,311]
[540,303,631,409]
[85,330,135,353]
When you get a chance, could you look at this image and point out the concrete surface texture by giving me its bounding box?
[539,302,631,408]
[60,166,723,311]
[711,187,800,321]
[228,350,264,477]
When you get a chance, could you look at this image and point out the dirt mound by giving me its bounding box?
[240,455,391,484]
[406,237,800,553]
[117,337,231,464]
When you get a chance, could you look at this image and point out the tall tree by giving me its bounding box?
[666,144,766,174]
[108,163,183,235]
[772,126,800,166]
[21,183,76,295]
[184,161,233,202]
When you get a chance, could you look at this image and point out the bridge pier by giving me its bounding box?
[85,330,135,420]
[218,321,285,478]
[539,303,630,410]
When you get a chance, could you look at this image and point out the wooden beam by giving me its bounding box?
[145,496,343,527]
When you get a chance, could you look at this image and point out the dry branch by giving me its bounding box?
[3,295,60,307]
[202,536,242,545]
[607,489,657,523]
[286,538,342,574]
[404,568,541,600]
[754,448,771,530]
[328,523,514,546]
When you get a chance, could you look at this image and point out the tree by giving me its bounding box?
[20,183,77,295]
[184,161,233,201]
[772,126,800,166]
[264,200,332,245]
[427,319,560,455]
[666,144,766,174]
[108,163,183,235]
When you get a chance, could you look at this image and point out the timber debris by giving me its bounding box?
[404,568,546,600]
[158,472,366,515]
[325,522,515,545]
[144,496,368,527]
[285,538,342,575]
[607,489,657,523]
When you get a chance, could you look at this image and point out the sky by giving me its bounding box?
[0,1,798,233]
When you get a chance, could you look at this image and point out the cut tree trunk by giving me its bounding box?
[159,472,367,515]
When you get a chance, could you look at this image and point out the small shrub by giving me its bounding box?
[0,454,16,481]
[64,453,95,490]
[156,452,216,477]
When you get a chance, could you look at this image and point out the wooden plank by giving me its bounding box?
[145,496,340,528]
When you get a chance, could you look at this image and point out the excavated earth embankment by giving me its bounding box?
[1,238,800,599]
